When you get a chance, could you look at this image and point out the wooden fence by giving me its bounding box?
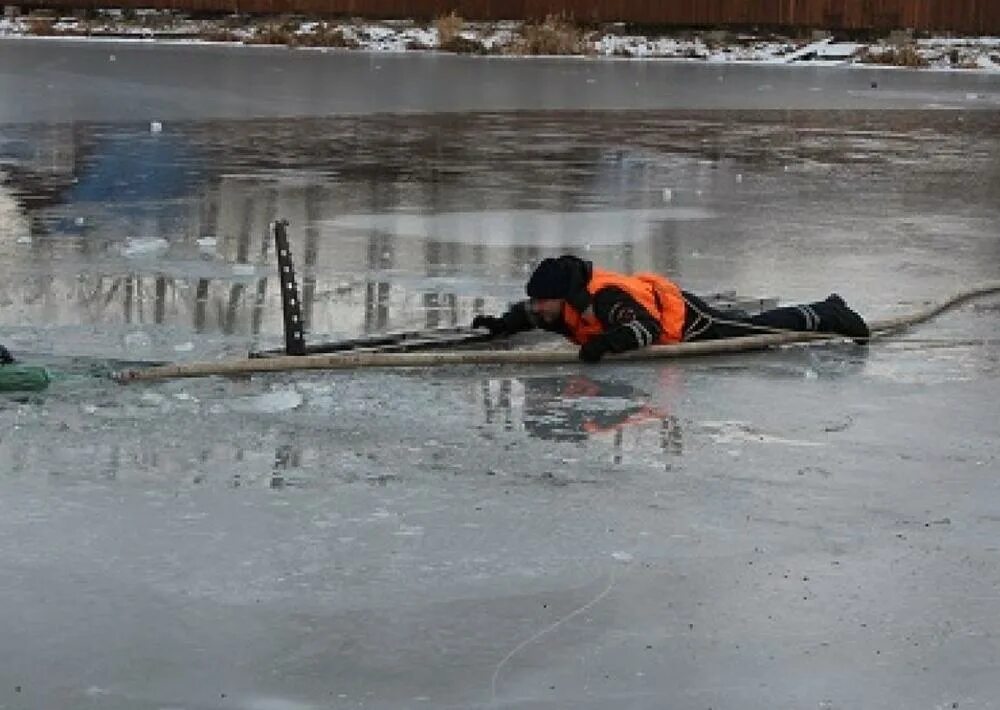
[14,0,1000,33]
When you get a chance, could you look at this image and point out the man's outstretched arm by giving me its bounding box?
[472,300,537,336]
[580,287,663,362]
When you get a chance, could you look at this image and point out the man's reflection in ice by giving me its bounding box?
[480,373,683,465]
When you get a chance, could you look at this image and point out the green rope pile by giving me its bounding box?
[0,365,52,393]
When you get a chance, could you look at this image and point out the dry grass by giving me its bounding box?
[702,30,732,51]
[221,14,251,29]
[947,48,981,69]
[26,17,56,35]
[134,11,175,31]
[859,44,929,67]
[243,16,343,47]
[435,11,487,53]
[293,23,358,48]
[198,28,242,42]
[514,14,589,55]
[442,35,488,53]
[246,24,293,45]
[435,11,463,46]
[405,37,434,50]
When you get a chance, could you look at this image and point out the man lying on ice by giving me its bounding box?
[472,255,870,363]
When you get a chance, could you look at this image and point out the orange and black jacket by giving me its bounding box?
[497,256,687,353]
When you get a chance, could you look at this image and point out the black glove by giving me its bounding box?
[472,315,507,337]
[578,337,610,363]
[0,344,14,365]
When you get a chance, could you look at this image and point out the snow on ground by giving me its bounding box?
[1,10,999,72]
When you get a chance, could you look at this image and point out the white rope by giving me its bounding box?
[490,569,618,706]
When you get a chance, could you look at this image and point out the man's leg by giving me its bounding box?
[682,292,869,342]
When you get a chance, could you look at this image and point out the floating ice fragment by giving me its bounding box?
[231,263,256,276]
[173,341,194,352]
[124,331,152,350]
[735,173,744,183]
[966,93,979,100]
[662,187,673,202]
[16,236,31,245]
[196,236,217,249]
[74,216,85,226]
[230,389,303,413]
[108,54,116,62]
[150,121,162,133]
[394,525,424,537]
[139,392,166,407]
[611,551,634,563]
[122,237,168,256]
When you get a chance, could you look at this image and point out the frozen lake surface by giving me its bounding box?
[3,37,1000,122]
[2,40,1000,710]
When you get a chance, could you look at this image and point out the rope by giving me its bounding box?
[115,281,1000,383]
[490,569,618,705]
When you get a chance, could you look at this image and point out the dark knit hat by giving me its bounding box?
[526,257,573,299]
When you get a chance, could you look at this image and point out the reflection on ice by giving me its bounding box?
[478,374,685,466]
[1,366,700,484]
[329,207,713,247]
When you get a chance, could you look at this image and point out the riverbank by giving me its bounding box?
[3,8,1000,71]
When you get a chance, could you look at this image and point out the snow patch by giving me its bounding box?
[229,388,304,413]
[4,11,998,72]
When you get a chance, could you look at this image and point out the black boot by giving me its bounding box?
[811,294,870,341]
